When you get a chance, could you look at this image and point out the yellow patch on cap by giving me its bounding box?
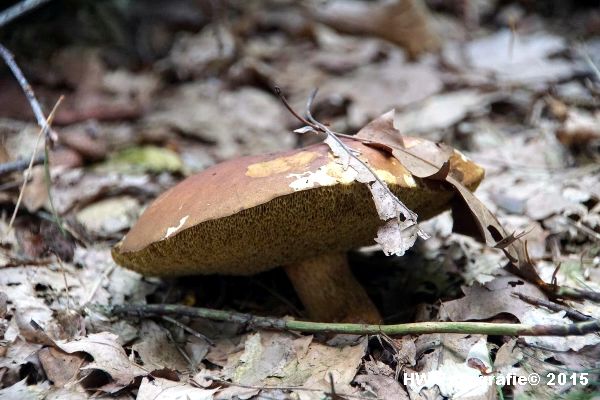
[246,151,319,178]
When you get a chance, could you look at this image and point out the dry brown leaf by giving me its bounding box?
[222,331,366,400]
[356,110,453,178]
[312,0,440,58]
[131,320,190,372]
[168,25,236,80]
[76,196,141,237]
[394,90,496,136]
[357,110,545,292]
[441,275,546,322]
[557,109,600,146]
[354,374,409,400]
[38,347,86,387]
[319,132,426,256]
[50,48,157,125]
[521,309,600,352]
[443,30,575,86]
[56,332,147,389]
[144,82,295,160]
[51,169,170,214]
[321,60,443,128]
[0,379,51,400]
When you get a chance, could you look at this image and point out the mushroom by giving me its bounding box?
[112,137,484,323]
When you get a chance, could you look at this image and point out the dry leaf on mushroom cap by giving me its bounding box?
[356,110,544,286]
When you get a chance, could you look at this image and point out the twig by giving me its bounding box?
[55,255,71,311]
[81,264,115,307]
[513,293,592,322]
[161,315,214,346]
[0,45,54,138]
[0,155,45,177]
[107,303,600,337]
[563,217,600,242]
[0,43,63,237]
[163,327,197,374]
[553,286,600,303]
[578,43,600,82]
[0,0,53,28]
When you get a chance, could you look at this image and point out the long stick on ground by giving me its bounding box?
[108,304,600,337]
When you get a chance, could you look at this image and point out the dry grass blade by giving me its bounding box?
[6,98,63,235]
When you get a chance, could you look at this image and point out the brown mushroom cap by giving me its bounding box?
[112,138,484,276]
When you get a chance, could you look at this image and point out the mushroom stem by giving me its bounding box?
[284,252,382,323]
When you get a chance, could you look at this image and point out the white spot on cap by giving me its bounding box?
[403,173,417,187]
[287,163,358,191]
[165,215,189,239]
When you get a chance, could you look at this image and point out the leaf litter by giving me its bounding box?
[1,1,600,399]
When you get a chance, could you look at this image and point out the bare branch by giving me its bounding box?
[0,154,45,177]
[0,44,54,141]
[0,0,53,28]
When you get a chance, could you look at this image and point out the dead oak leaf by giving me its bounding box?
[38,347,86,388]
[131,320,189,372]
[55,332,147,388]
[222,331,366,400]
[356,110,544,285]
[441,276,546,322]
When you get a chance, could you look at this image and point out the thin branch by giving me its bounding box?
[0,155,45,177]
[161,315,214,346]
[107,303,600,337]
[0,44,65,237]
[0,44,54,139]
[81,264,115,307]
[274,86,315,128]
[553,286,600,303]
[0,0,53,28]
[514,293,592,322]
[563,217,600,242]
